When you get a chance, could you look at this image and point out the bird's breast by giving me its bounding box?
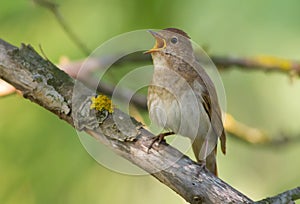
[147,60,210,140]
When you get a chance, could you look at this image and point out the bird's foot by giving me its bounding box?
[198,160,206,170]
[147,132,174,153]
[195,160,207,178]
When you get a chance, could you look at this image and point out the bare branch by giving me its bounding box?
[116,52,300,76]
[255,186,300,204]
[211,55,300,76]
[118,52,300,76]
[224,113,300,147]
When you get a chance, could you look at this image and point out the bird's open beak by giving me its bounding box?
[144,30,166,54]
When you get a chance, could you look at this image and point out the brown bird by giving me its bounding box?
[145,28,226,175]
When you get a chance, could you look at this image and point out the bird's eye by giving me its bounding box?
[170,37,178,44]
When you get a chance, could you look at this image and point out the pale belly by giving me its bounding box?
[147,80,210,141]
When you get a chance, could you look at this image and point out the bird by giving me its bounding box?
[145,28,226,176]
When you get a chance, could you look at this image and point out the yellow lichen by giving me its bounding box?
[254,56,293,70]
[90,94,114,113]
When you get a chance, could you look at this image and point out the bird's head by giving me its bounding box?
[145,28,193,60]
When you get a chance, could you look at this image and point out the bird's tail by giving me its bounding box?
[192,137,218,176]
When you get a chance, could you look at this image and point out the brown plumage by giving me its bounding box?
[163,28,191,39]
[146,28,226,175]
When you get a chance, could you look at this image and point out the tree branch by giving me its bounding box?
[211,55,300,76]
[255,186,300,204]
[115,52,300,77]
[82,51,300,76]
[0,39,298,204]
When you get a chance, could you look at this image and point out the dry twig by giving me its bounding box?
[33,0,90,55]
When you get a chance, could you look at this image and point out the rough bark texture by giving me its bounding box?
[0,39,298,204]
[0,39,74,124]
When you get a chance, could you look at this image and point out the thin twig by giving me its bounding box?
[224,113,300,147]
[59,51,300,76]
[212,55,300,76]
[33,0,90,56]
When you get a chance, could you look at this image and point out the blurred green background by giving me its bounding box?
[1,0,300,203]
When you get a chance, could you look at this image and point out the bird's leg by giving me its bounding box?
[198,160,206,170]
[199,137,209,169]
[147,132,175,153]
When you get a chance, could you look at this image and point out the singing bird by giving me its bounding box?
[145,28,226,175]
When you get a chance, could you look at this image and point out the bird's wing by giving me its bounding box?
[191,60,226,155]
[201,90,226,154]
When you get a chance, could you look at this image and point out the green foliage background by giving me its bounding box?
[1,0,300,203]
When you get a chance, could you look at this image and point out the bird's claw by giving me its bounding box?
[147,132,175,153]
[198,161,206,170]
[147,134,165,153]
